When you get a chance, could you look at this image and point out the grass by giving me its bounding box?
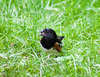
[0,0,100,76]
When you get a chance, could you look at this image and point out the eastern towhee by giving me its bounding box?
[39,28,64,55]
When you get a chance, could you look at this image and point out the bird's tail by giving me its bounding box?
[57,36,64,44]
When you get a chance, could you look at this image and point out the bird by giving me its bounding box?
[39,28,64,55]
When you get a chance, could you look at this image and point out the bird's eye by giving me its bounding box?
[44,29,49,33]
[46,30,49,33]
[44,29,47,32]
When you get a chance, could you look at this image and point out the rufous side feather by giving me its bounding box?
[54,42,61,52]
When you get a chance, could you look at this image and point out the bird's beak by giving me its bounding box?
[39,31,45,36]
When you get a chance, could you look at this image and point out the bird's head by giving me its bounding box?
[39,28,57,39]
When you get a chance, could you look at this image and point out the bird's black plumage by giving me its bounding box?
[40,28,64,50]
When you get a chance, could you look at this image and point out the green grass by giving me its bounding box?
[0,0,100,76]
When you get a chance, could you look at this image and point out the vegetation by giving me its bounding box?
[0,0,100,76]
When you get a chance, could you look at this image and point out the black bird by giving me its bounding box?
[39,28,64,54]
